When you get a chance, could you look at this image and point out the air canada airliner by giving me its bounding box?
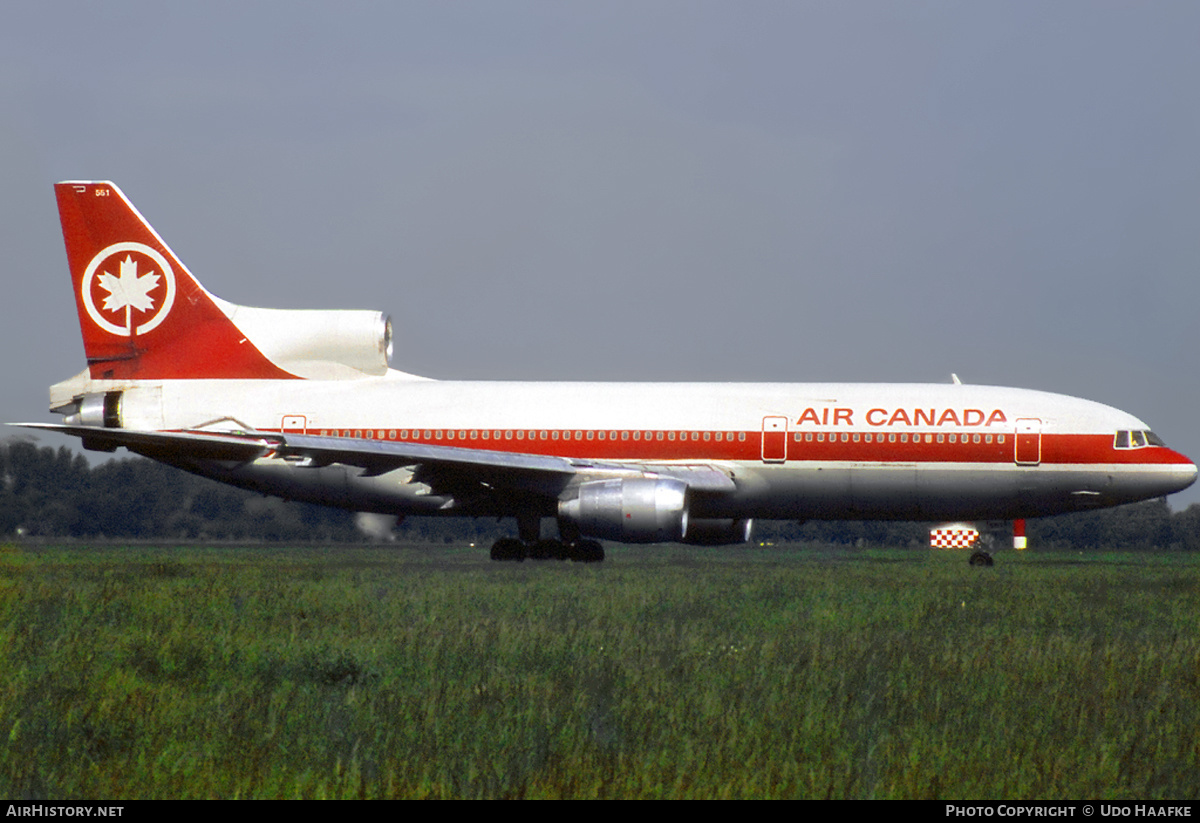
[20,181,1197,561]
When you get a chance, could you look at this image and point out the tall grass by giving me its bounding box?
[1,544,1196,798]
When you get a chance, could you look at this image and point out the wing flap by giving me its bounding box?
[17,424,741,497]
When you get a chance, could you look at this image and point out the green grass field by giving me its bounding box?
[1,542,1197,799]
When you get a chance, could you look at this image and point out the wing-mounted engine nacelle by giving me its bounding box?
[680,518,754,546]
[559,478,689,543]
[218,302,394,378]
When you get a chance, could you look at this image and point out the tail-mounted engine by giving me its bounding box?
[218,303,394,378]
[68,390,123,429]
[59,390,123,451]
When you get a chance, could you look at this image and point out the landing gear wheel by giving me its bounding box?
[490,538,525,562]
[572,540,605,563]
[968,550,994,567]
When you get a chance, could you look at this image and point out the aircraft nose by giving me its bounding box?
[1165,453,1198,495]
[1171,453,1200,494]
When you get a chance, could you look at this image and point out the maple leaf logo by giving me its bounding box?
[82,242,177,337]
[97,255,160,334]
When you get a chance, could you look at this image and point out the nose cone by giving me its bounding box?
[1161,450,1198,496]
[1174,456,1198,492]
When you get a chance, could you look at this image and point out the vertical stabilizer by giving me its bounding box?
[55,181,296,380]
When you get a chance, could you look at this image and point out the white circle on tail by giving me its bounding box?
[81,242,176,336]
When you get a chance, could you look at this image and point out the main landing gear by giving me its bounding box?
[489,515,605,563]
[489,537,605,563]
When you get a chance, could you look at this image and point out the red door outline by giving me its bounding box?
[1015,418,1041,465]
[282,415,307,434]
[762,416,788,463]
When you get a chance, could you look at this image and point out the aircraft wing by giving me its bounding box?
[16,423,738,495]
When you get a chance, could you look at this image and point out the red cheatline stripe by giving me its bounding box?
[262,428,1191,467]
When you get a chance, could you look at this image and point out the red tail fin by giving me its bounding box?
[55,181,296,380]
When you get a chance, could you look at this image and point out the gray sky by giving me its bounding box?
[4,2,1200,507]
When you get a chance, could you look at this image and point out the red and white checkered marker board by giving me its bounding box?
[929,527,980,548]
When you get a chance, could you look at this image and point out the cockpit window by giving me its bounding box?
[1115,429,1165,449]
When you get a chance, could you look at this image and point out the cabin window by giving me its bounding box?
[621,431,629,440]
[739,432,746,442]
[937,434,944,443]
[852,433,860,443]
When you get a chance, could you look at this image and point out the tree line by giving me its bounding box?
[3,439,1198,549]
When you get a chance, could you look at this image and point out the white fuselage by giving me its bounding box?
[107,372,1197,522]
